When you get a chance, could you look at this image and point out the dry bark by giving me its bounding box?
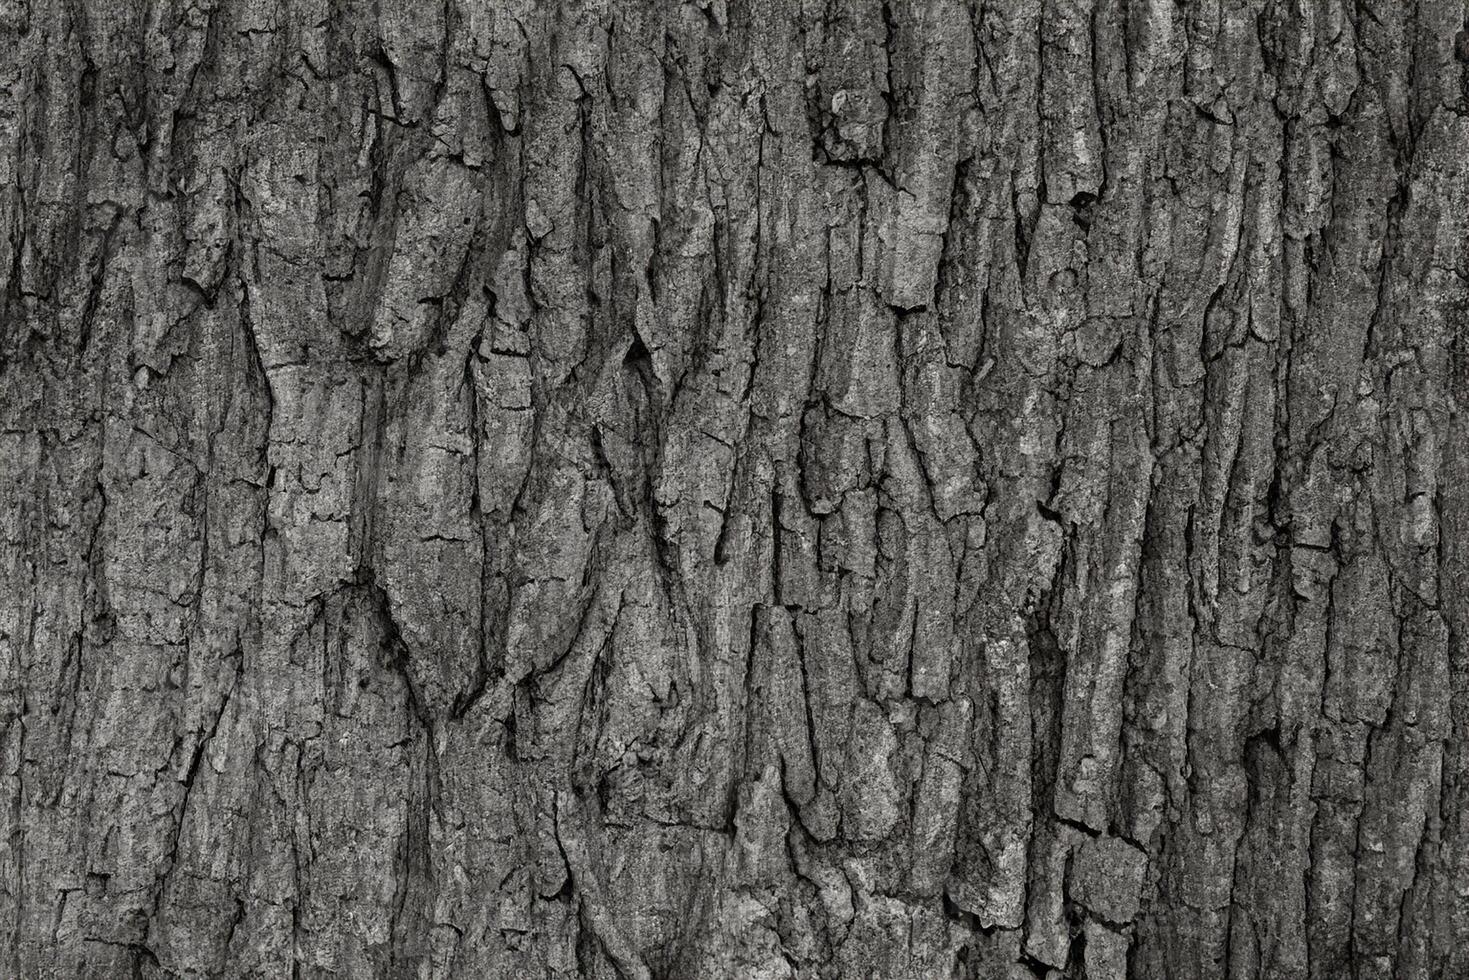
[3,0,1469,977]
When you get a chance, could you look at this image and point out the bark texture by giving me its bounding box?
[3,0,1469,977]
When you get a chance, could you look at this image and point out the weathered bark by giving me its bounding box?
[2,0,1468,977]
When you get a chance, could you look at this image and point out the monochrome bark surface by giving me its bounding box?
[3,0,1469,977]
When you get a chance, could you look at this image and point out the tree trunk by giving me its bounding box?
[3,0,1468,977]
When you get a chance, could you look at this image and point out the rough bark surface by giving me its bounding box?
[3,0,1469,977]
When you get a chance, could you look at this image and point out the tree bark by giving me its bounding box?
[3,0,1469,977]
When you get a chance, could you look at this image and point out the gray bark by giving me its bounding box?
[2,0,1469,977]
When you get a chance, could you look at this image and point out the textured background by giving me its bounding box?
[3,0,1469,977]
